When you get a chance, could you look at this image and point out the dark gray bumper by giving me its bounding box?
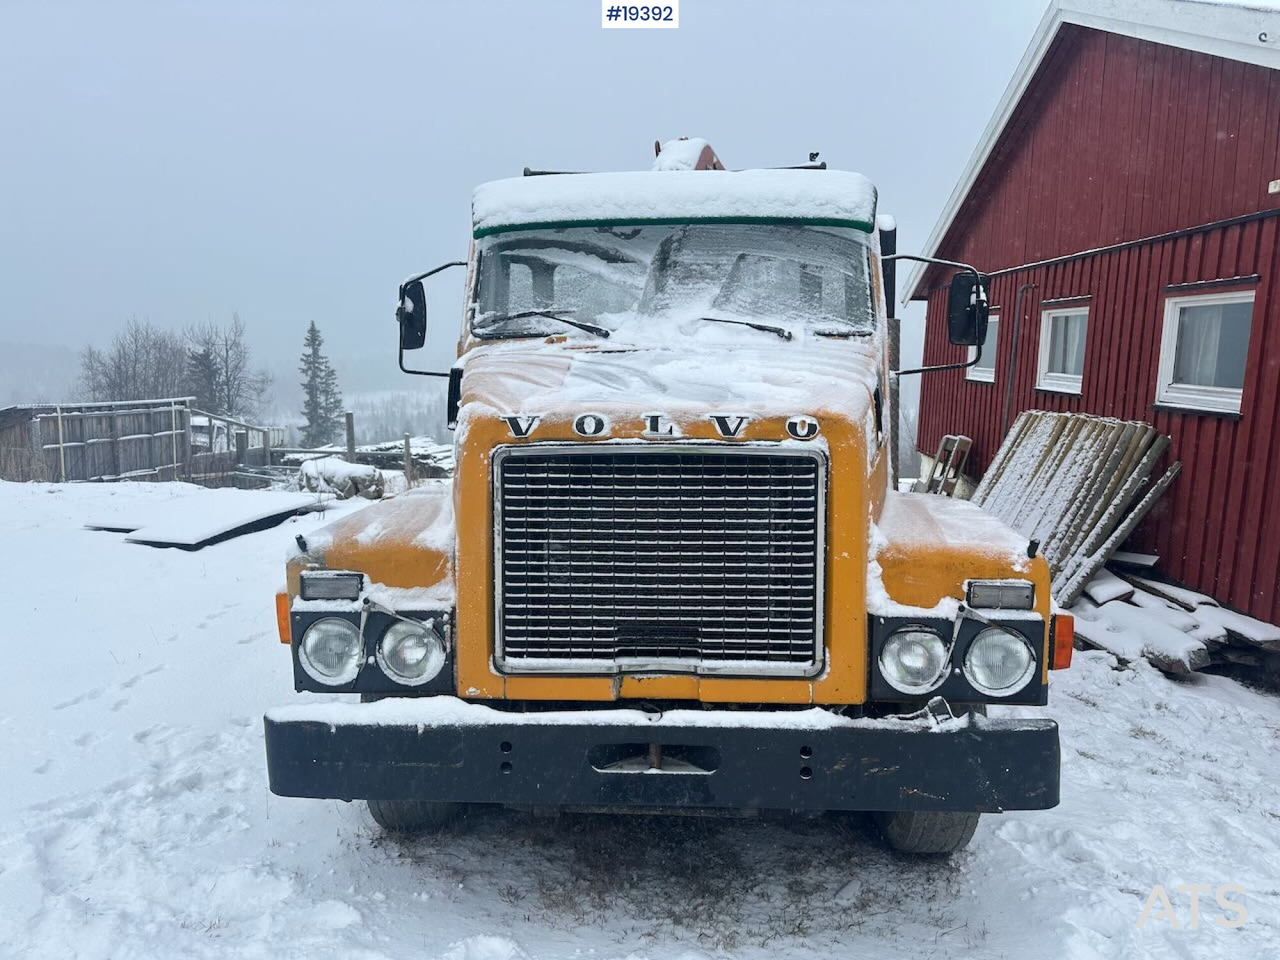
[264,702,1059,813]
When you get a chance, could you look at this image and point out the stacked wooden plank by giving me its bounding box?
[970,411,1180,606]
[970,410,1280,677]
[1073,566,1280,675]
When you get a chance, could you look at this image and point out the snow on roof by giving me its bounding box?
[652,137,717,171]
[472,169,877,238]
[904,0,1280,302]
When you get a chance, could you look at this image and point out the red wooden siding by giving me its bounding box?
[922,25,1280,279]
[916,26,1280,624]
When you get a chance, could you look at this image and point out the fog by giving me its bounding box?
[0,0,1044,417]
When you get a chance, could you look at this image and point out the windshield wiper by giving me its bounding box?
[484,309,611,339]
[695,316,793,341]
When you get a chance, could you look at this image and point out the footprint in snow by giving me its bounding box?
[132,724,175,745]
[52,688,103,710]
[63,800,102,821]
[117,665,163,692]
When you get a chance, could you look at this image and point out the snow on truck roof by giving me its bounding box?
[471,169,878,239]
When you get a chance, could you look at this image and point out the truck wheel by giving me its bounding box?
[366,800,461,834]
[874,810,980,855]
[869,703,985,854]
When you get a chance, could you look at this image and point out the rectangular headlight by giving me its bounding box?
[966,579,1034,610]
[299,570,363,601]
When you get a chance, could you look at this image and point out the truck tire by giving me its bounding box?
[874,809,981,855]
[873,704,985,854]
[366,800,461,834]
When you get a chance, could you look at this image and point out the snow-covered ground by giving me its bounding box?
[1,480,1277,959]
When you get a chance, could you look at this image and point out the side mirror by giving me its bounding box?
[946,272,990,346]
[397,280,428,350]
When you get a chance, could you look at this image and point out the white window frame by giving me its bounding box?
[1037,306,1088,395]
[1156,290,1255,415]
[965,311,998,383]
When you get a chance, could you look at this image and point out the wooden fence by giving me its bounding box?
[186,410,283,484]
[0,398,192,482]
[0,398,282,486]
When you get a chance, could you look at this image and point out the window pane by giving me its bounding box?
[1047,312,1087,375]
[974,318,998,370]
[1214,301,1252,389]
[1172,300,1252,389]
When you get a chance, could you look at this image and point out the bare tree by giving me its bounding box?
[186,314,271,417]
[80,318,190,401]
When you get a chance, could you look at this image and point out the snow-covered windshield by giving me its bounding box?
[472,223,874,340]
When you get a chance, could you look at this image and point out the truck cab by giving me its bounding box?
[264,149,1068,854]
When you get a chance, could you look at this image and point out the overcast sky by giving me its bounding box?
[0,0,1045,404]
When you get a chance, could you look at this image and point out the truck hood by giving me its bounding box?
[457,333,883,434]
[449,331,889,702]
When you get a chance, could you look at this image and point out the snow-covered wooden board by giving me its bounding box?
[969,410,1179,607]
[1084,568,1134,605]
[1110,551,1159,568]
[1069,596,1210,673]
[1127,587,1228,646]
[84,518,145,533]
[1192,605,1280,651]
[1070,597,1145,662]
[1130,575,1218,609]
[84,487,212,532]
[124,490,329,548]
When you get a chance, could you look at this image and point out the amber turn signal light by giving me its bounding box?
[1050,613,1074,670]
[276,592,292,645]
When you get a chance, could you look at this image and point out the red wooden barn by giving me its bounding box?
[907,0,1280,623]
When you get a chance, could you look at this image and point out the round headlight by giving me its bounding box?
[299,617,363,685]
[963,627,1036,696]
[879,626,949,695]
[377,620,446,686]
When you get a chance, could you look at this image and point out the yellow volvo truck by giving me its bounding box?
[264,144,1072,854]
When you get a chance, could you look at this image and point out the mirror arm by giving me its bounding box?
[396,260,468,378]
[882,253,985,295]
[896,344,981,378]
[398,345,451,378]
[883,253,988,378]
[400,260,467,290]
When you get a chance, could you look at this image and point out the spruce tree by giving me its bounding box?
[186,345,221,413]
[299,322,342,447]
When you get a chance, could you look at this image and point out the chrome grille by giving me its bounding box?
[495,446,824,675]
